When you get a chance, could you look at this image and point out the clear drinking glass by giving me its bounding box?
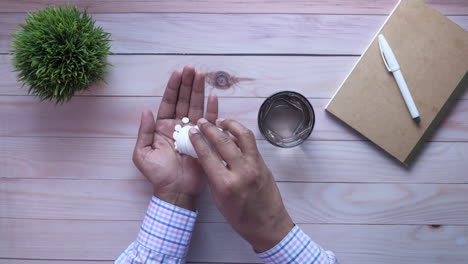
[258,91,315,148]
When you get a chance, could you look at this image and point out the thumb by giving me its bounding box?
[135,110,155,149]
[189,127,226,185]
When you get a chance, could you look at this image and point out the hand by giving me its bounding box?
[189,118,294,252]
[133,66,218,211]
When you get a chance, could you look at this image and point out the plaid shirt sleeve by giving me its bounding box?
[115,196,197,264]
[256,225,339,264]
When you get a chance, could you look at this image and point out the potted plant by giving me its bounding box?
[11,5,112,103]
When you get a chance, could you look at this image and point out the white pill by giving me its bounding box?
[175,124,182,131]
[173,131,178,141]
[182,117,190,124]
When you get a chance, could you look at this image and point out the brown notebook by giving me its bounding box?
[325,0,468,165]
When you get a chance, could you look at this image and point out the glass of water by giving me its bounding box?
[258,91,315,148]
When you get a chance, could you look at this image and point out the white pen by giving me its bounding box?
[378,34,421,123]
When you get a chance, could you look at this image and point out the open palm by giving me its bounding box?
[133,66,218,210]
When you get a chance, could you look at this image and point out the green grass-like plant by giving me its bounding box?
[11,5,111,103]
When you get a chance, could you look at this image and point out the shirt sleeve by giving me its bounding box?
[115,196,197,264]
[256,225,339,264]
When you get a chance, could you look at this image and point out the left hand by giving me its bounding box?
[132,66,218,211]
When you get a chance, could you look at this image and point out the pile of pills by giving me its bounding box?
[173,117,225,161]
[173,117,199,158]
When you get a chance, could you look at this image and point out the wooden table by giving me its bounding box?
[1,1,467,263]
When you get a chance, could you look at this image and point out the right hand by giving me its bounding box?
[189,118,294,252]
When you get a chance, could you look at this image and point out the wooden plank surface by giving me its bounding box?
[2,0,468,263]
[2,179,468,225]
[0,0,466,15]
[1,219,467,264]
[0,55,357,98]
[0,96,467,141]
[1,14,467,54]
[3,55,467,99]
[2,137,468,183]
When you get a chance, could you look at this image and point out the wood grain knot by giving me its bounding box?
[205,71,254,90]
[206,71,235,90]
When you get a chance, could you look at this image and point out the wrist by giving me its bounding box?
[154,190,198,212]
[249,211,295,253]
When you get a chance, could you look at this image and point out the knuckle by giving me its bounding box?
[215,135,231,145]
[244,167,259,178]
[190,103,203,110]
[193,142,211,160]
[199,120,212,129]
[244,169,260,184]
[244,176,260,189]
[198,148,212,159]
[240,128,255,139]
[190,132,201,141]
[162,96,176,105]
[178,96,190,103]
[221,178,242,196]
[240,161,263,183]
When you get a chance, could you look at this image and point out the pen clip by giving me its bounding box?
[379,40,392,72]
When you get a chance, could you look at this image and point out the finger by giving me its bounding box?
[157,71,182,120]
[136,110,156,149]
[189,127,227,184]
[176,66,195,119]
[188,71,205,122]
[197,118,243,166]
[226,132,240,147]
[205,94,218,123]
[215,119,258,157]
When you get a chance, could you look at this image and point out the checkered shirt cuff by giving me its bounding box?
[256,225,338,264]
[136,196,197,259]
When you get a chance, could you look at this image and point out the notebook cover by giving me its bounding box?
[325,0,468,165]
